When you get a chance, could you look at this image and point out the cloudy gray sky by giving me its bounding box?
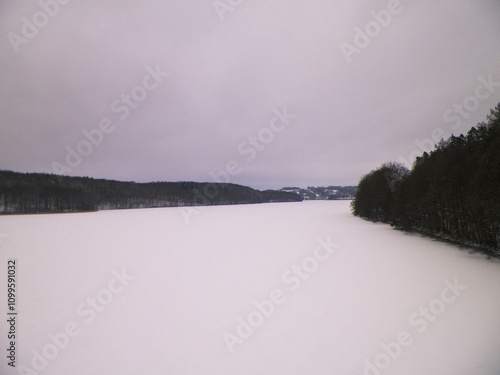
[1,0,499,189]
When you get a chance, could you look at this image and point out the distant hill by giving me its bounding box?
[280,186,356,200]
[0,171,302,214]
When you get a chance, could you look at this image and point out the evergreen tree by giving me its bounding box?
[352,103,500,251]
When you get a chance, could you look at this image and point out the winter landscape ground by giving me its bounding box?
[1,200,500,375]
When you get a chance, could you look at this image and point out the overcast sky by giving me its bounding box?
[1,0,499,189]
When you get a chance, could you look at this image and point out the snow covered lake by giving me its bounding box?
[1,200,500,375]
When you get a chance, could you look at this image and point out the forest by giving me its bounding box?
[0,172,302,214]
[351,103,500,252]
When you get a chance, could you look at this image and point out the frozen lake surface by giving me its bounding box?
[1,201,499,374]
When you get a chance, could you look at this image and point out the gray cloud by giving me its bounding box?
[1,0,499,189]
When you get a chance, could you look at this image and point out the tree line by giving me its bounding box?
[0,172,302,214]
[351,103,500,252]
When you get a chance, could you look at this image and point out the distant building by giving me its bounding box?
[279,186,356,200]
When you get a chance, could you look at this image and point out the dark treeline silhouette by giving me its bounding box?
[352,103,500,252]
[0,171,302,214]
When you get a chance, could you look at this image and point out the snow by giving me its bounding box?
[1,201,499,375]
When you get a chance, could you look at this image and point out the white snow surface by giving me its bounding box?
[1,201,500,375]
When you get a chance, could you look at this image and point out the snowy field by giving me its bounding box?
[1,200,500,375]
